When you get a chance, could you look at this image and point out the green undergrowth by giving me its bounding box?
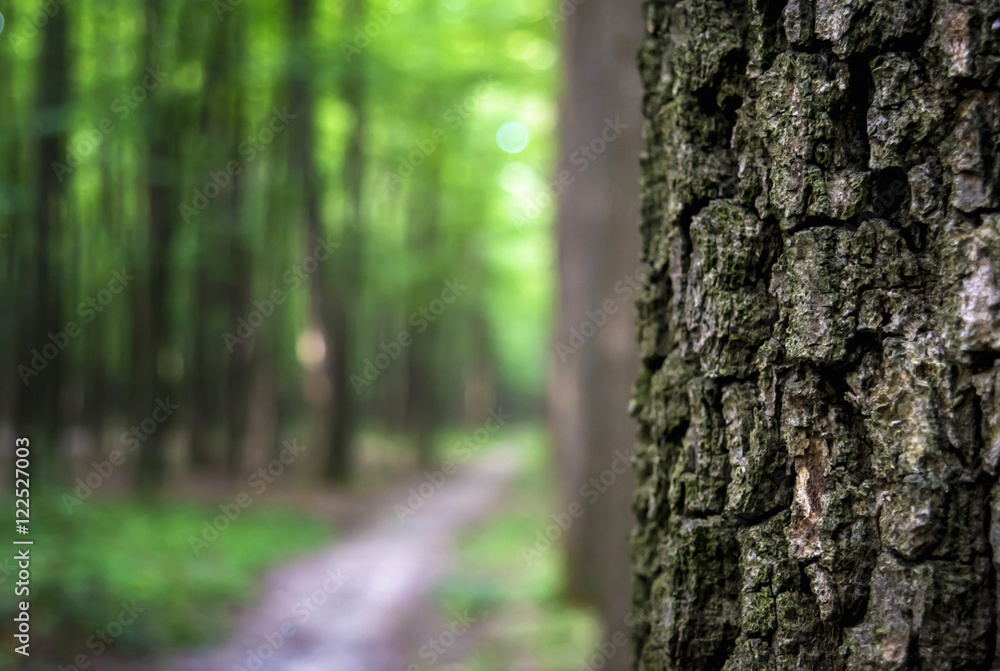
[0,493,333,666]
[433,426,603,671]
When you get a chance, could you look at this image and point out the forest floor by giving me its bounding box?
[93,446,523,671]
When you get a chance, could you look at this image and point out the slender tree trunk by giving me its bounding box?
[136,0,178,492]
[287,0,361,482]
[0,8,17,431]
[631,0,1000,669]
[288,0,333,479]
[137,133,175,490]
[224,160,251,479]
[463,314,496,423]
[188,262,212,469]
[184,14,246,476]
[221,34,250,479]
[17,3,69,476]
[404,152,444,468]
[324,0,368,481]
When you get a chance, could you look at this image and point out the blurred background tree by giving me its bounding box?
[548,2,642,670]
[0,0,557,485]
[0,0,645,668]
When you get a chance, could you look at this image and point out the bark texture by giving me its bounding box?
[631,0,1000,668]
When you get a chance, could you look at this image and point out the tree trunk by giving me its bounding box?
[219,22,251,480]
[631,0,1000,669]
[325,0,367,482]
[136,0,181,492]
[404,150,444,469]
[287,0,352,482]
[550,0,644,664]
[17,1,69,477]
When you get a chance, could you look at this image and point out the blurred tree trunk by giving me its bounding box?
[16,1,69,476]
[325,0,368,481]
[288,0,361,482]
[549,0,643,664]
[83,160,120,444]
[631,0,1000,668]
[463,314,496,423]
[218,21,252,479]
[287,0,327,471]
[136,0,179,492]
[404,153,444,468]
[0,8,16,431]
[188,265,210,469]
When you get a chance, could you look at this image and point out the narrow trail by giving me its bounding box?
[163,447,521,671]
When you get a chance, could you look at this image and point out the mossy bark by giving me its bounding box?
[631,0,1000,668]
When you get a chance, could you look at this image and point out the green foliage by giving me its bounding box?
[0,0,559,435]
[434,428,603,671]
[0,0,565,660]
[0,493,332,660]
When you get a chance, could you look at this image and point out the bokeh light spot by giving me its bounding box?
[500,162,536,194]
[496,122,530,153]
[296,329,327,370]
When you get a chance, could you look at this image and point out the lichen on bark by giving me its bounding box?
[631,0,1000,668]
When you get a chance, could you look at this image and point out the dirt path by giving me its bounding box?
[157,447,521,671]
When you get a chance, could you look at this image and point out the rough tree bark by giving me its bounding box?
[630,0,1000,669]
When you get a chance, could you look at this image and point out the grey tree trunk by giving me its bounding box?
[630,0,1000,669]
[549,0,643,664]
